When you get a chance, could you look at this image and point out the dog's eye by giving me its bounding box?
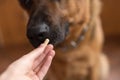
[19,0,33,10]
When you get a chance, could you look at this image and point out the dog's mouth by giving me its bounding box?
[27,28,64,47]
[27,22,69,48]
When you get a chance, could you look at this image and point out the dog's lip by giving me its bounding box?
[29,38,42,48]
[29,37,57,47]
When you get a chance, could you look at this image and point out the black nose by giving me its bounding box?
[27,23,50,41]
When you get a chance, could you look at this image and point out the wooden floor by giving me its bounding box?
[0,36,120,80]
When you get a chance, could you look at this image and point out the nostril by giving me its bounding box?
[27,23,49,40]
[39,23,50,33]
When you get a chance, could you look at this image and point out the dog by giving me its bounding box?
[18,0,109,80]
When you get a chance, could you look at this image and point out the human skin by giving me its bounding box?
[0,43,55,80]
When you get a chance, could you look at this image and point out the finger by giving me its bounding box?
[37,50,55,79]
[33,44,53,70]
[21,39,50,61]
[34,49,55,73]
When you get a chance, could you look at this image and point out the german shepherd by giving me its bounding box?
[18,0,109,80]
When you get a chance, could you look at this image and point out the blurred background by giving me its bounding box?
[0,0,120,80]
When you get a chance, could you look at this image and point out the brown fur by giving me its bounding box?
[19,0,109,80]
[45,0,109,80]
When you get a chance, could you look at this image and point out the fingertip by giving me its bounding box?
[49,50,56,58]
[48,44,54,49]
[52,50,55,55]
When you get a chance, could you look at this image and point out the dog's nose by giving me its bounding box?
[27,23,50,40]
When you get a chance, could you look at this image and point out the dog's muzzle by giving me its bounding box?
[26,12,70,48]
[27,23,67,48]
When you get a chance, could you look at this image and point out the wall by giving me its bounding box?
[0,0,29,47]
[101,0,120,36]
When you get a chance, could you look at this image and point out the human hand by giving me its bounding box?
[0,39,55,80]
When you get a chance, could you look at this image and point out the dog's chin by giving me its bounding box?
[28,36,65,48]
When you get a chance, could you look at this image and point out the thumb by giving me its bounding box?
[21,39,50,62]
